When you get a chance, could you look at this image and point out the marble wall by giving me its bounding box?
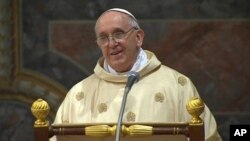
[0,0,250,140]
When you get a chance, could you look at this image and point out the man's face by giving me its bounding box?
[95,11,144,72]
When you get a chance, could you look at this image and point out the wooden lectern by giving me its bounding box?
[31,97,205,141]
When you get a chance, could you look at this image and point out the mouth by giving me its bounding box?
[110,50,123,56]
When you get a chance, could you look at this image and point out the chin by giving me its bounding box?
[111,63,129,72]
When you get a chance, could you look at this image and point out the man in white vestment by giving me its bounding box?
[51,8,222,141]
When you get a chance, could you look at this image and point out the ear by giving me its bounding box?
[135,29,144,47]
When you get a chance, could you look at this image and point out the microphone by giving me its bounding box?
[115,71,139,141]
[125,71,140,93]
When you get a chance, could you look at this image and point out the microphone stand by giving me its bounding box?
[115,72,139,141]
[115,87,130,141]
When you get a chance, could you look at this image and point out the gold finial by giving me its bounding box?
[31,99,50,127]
[186,97,204,124]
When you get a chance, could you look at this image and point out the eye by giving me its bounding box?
[113,32,125,39]
[98,36,107,40]
[98,36,108,42]
[97,36,108,45]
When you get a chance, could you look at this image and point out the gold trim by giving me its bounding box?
[85,125,152,137]
[85,125,114,137]
[126,125,152,136]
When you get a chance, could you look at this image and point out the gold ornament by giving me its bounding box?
[31,99,50,127]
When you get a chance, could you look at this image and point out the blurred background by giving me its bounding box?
[0,0,250,140]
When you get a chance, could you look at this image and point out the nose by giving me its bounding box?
[107,36,117,47]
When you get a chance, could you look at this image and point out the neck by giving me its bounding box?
[104,48,148,75]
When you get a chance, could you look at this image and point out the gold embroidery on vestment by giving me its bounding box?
[155,93,164,103]
[126,112,136,122]
[75,92,84,101]
[178,76,187,86]
[98,103,107,113]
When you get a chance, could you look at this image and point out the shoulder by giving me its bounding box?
[158,65,192,84]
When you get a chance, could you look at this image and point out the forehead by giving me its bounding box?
[95,11,131,33]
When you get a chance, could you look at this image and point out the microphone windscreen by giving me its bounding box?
[128,71,140,81]
[126,71,140,89]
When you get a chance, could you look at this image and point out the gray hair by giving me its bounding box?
[127,15,140,29]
